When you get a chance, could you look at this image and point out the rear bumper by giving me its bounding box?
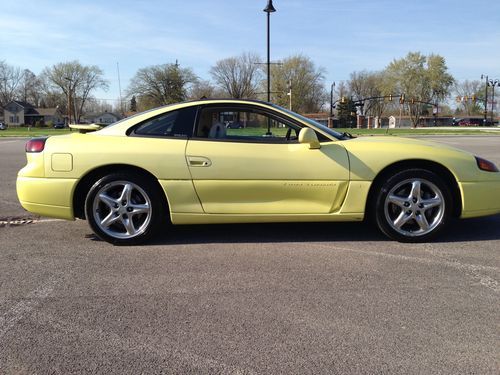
[460,180,500,218]
[16,176,77,220]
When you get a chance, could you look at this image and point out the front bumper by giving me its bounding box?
[460,180,500,218]
[16,176,77,220]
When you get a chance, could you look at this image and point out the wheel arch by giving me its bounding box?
[365,159,462,219]
[73,164,168,220]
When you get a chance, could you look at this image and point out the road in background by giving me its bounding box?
[0,136,499,374]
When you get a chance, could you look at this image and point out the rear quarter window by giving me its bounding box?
[131,107,196,138]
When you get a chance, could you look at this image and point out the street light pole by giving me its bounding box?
[330,82,336,118]
[263,0,276,104]
[329,82,336,128]
[488,79,499,126]
[481,74,488,125]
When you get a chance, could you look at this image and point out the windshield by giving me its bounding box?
[269,103,346,140]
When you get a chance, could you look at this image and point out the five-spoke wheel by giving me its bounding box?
[374,169,452,242]
[85,173,166,245]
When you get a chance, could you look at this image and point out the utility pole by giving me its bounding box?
[481,74,488,125]
[287,79,292,110]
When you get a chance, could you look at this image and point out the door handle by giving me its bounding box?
[187,156,212,167]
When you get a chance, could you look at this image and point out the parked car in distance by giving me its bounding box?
[0,122,7,130]
[53,123,66,129]
[456,118,486,127]
[225,121,243,129]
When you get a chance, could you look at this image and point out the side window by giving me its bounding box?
[132,107,196,137]
[196,106,302,143]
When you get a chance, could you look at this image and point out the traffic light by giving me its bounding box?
[464,96,469,102]
[399,94,405,104]
[340,96,346,104]
[471,95,476,102]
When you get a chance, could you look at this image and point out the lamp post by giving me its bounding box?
[488,79,499,126]
[329,82,336,128]
[481,74,488,125]
[330,82,336,117]
[263,0,276,103]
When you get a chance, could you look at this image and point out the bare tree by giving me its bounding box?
[41,61,109,123]
[269,54,327,113]
[83,98,113,115]
[17,69,44,106]
[348,70,386,116]
[453,80,484,116]
[0,61,23,107]
[210,52,262,99]
[127,63,197,109]
[188,80,222,100]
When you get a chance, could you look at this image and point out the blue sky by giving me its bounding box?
[1,0,499,104]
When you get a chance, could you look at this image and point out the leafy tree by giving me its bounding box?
[130,95,137,112]
[383,52,454,127]
[41,61,109,123]
[210,52,261,99]
[270,54,327,113]
[127,63,197,109]
[336,97,357,128]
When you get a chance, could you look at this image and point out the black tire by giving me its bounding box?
[373,169,452,242]
[84,172,167,245]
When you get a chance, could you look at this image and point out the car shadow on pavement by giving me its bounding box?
[150,221,385,245]
[144,214,500,245]
[435,215,500,243]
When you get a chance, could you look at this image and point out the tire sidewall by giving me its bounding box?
[374,169,452,242]
[84,172,166,245]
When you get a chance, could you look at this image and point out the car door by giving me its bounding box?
[185,104,350,215]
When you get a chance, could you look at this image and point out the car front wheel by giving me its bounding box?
[84,173,166,245]
[373,169,452,242]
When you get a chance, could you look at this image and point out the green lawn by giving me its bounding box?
[334,127,500,136]
[2,126,498,138]
[0,127,73,137]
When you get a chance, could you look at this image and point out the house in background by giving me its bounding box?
[3,101,63,127]
[83,111,122,125]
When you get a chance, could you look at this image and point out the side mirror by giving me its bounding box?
[298,128,321,149]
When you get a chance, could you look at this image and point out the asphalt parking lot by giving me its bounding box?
[0,136,499,374]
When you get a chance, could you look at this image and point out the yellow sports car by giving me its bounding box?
[16,99,500,245]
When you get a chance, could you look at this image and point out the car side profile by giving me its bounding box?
[16,99,500,245]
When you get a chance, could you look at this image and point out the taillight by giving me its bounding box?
[25,138,47,153]
[475,156,499,172]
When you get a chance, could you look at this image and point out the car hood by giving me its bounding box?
[342,135,467,153]
[338,136,482,182]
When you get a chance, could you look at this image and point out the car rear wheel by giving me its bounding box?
[373,169,452,242]
[85,173,166,245]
